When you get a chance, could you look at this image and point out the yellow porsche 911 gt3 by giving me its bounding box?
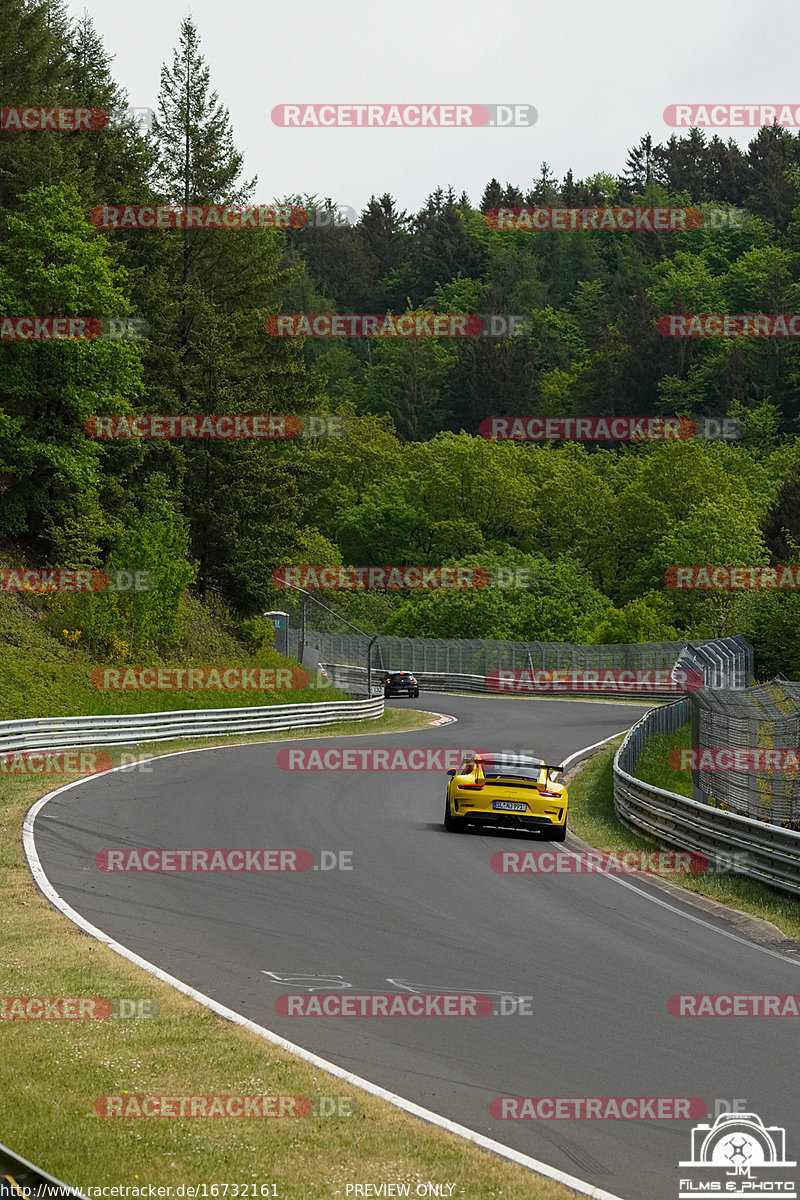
[444,752,567,840]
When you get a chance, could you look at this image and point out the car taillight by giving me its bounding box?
[460,782,484,790]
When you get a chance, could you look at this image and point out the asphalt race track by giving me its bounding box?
[31,695,800,1200]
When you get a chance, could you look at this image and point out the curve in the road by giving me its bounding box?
[25,696,800,1200]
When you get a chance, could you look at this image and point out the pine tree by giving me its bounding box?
[745,125,799,229]
[358,194,409,276]
[561,169,578,205]
[479,178,504,212]
[501,184,525,206]
[528,162,558,205]
[66,14,153,206]
[624,134,658,193]
[0,0,72,207]
[127,17,322,610]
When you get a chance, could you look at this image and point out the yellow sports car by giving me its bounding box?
[444,752,567,840]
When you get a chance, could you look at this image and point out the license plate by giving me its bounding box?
[493,800,527,812]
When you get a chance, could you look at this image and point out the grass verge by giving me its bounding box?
[0,590,345,720]
[632,724,692,797]
[566,738,800,940]
[1,706,578,1199]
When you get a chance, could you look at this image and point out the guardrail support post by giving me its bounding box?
[367,634,379,698]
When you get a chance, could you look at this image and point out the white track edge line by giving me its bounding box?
[23,791,623,1200]
[561,731,629,768]
[558,733,800,967]
[21,731,626,1200]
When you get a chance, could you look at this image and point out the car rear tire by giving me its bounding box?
[412,689,419,698]
[549,821,567,842]
[444,794,463,832]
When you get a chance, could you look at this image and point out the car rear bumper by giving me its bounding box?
[450,794,565,829]
[456,811,564,832]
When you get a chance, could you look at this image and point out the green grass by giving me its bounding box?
[567,739,800,939]
[4,583,797,1189]
[633,724,693,796]
[0,707,578,1199]
[0,591,345,719]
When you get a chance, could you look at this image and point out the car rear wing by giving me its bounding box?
[475,756,565,774]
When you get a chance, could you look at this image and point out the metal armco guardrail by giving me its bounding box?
[613,701,800,897]
[0,696,383,756]
[0,1138,86,1197]
[324,663,708,700]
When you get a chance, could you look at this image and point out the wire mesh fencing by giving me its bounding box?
[305,629,753,682]
[689,678,800,827]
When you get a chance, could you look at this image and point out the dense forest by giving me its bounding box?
[2,2,799,681]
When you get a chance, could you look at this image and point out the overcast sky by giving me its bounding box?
[66,0,800,215]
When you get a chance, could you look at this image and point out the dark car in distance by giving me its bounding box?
[382,671,420,699]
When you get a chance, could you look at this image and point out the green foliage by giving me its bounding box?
[44,474,195,659]
[383,552,610,642]
[583,593,681,644]
[2,5,800,685]
[0,591,326,720]
[746,591,800,680]
[336,493,430,564]
[0,183,144,559]
[238,617,276,650]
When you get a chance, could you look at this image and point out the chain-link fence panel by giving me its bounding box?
[690,678,800,827]
[306,629,752,682]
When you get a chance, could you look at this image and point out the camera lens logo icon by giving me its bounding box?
[680,1112,796,1199]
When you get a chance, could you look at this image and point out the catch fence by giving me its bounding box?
[689,677,800,826]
